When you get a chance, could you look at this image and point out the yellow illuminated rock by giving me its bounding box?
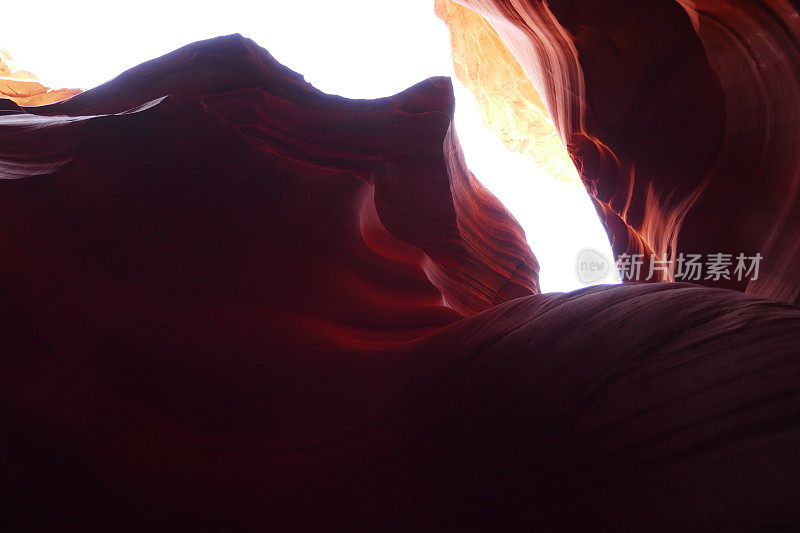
[435,0,579,183]
[0,50,81,106]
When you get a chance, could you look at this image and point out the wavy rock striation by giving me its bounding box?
[442,0,800,303]
[1,34,799,530]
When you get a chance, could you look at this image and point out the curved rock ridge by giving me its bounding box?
[443,0,800,304]
[0,49,81,106]
[2,34,799,530]
[7,34,539,319]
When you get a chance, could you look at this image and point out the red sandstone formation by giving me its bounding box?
[442,0,800,304]
[10,35,539,316]
[1,35,799,530]
[0,50,81,106]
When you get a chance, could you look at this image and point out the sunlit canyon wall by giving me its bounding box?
[438,0,800,304]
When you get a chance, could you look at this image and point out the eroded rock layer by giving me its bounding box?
[1,35,799,530]
[443,0,800,303]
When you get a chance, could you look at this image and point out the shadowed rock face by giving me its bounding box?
[442,0,800,304]
[6,35,539,317]
[1,34,799,531]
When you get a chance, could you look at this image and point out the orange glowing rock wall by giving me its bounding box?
[0,50,81,106]
[442,0,800,303]
[434,0,579,183]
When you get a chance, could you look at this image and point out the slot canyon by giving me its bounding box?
[1,1,799,530]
